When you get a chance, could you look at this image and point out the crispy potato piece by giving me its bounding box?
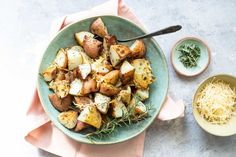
[118,86,131,104]
[94,93,111,114]
[54,48,68,68]
[103,70,120,85]
[99,82,120,96]
[58,110,78,129]
[120,60,135,84]
[103,35,117,53]
[49,80,70,98]
[109,45,130,67]
[130,98,147,115]
[78,104,102,129]
[130,40,146,58]
[82,77,98,95]
[135,88,149,101]
[74,96,93,111]
[83,36,102,59]
[48,93,72,112]
[90,17,108,38]
[91,57,111,75]
[67,48,83,70]
[55,70,65,81]
[78,64,91,80]
[110,99,128,118]
[103,60,113,71]
[42,65,57,82]
[75,31,94,46]
[69,79,83,96]
[74,120,90,132]
[131,59,154,89]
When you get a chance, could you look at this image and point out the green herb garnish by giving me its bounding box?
[177,43,201,68]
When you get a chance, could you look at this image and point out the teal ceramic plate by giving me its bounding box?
[171,37,211,77]
[37,15,168,144]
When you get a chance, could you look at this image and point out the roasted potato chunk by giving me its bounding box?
[91,57,111,75]
[90,17,108,38]
[130,40,146,58]
[74,96,93,111]
[54,48,68,68]
[42,65,57,82]
[48,93,72,112]
[100,82,120,96]
[120,60,135,84]
[58,110,78,129]
[109,45,130,67]
[82,77,98,95]
[69,79,83,96]
[75,31,94,46]
[135,88,149,101]
[74,120,90,132]
[94,93,111,114]
[49,80,70,98]
[78,64,91,80]
[110,99,128,118]
[103,70,120,85]
[132,59,154,89]
[78,105,102,129]
[118,86,131,104]
[83,36,102,59]
[67,48,83,70]
[130,98,147,115]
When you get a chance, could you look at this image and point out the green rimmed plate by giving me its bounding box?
[37,15,168,144]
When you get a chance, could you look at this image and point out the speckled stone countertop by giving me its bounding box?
[1,0,235,156]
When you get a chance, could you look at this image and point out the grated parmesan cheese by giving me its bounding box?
[196,78,236,124]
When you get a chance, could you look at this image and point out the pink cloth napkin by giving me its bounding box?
[25,0,185,157]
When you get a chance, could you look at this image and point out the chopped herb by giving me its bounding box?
[177,43,201,68]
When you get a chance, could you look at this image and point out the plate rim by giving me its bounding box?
[37,15,169,144]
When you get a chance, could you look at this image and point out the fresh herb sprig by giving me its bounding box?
[177,43,201,68]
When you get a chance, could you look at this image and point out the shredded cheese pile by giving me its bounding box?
[196,79,236,124]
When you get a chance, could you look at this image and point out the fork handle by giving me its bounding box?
[118,25,182,42]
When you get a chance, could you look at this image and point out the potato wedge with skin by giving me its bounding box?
[118,86,131,104]
[58,110,78,129]
[55,70,65,81]
[49,80,70,98]
[42,65,57,82]
[83,36,102,59]
[74,96,93,111]
[67,48,83,70]
[69,79,83,96]
[78,64,91,80]
[99,82,120,96]
[48,93,72,112]
[109,45,130,67]
[74,120,90,132]
[91,57,111,75]
[75,31,94,46]
[103,70,120,85]
[130,98,147,115]
[130,40,146,58]
[110,99,128,118]
[132,59,154,89]
[120,60,135,84]
[82,77,98,95]
[78,105,102,129]
[90,17,108,38]
[54,48,68,68]
[94,93,111,114]
[135,88,149,101]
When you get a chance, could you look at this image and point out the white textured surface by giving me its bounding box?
[0,0,236,156]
